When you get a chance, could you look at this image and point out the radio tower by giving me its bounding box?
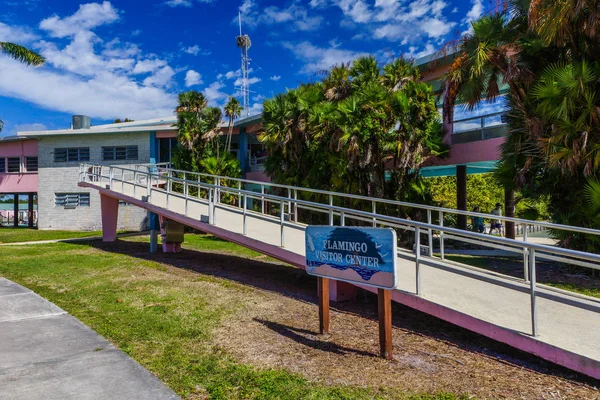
[237,12,252,117]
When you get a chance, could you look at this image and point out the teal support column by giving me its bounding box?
[149,131,157,164]
[238,127,249,176]
[148,211,159,253]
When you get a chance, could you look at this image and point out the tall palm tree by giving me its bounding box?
[0,42,44,131]
[173,90,222,171]
[224,97,242,153]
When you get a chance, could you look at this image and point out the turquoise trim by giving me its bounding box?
[149,131,157,164]
[419,161,497,178]
[239,127,249,175]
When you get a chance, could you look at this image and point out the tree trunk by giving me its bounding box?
[456,165,467,230]
[505,188,515,239]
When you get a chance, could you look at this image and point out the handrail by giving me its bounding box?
[79,163,600,264]
[452,111,506,124]
[112,163,600,238]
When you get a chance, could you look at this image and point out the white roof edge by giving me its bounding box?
[17,124,177,137]
[16,112,263,138]
[92,116,177,129]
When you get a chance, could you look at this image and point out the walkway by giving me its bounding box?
[0,277,179,400]
[79,165,600,381]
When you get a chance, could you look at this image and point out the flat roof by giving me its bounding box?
[0,135,35,143]
[17,113,264,138]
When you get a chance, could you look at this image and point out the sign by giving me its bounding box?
[305,226,398,289]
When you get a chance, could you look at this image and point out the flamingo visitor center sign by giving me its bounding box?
[305,226,398,289]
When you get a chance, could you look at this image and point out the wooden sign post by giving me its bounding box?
[378,288,393,359]
[318,277,330,334]
[305,226,398,359]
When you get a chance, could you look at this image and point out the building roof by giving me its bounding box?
[16,113,264,138]
[17,116,179,138]
[0,135,35,143]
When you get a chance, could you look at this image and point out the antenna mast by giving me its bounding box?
[236,12,252,117]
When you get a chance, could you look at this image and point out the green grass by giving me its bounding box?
[0,238,467,400]
[0,228,104,243]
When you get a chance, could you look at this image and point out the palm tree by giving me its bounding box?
[261,56,445,202]
[224,97,242,153]
[173,90,222,171]
[0,42,44,131]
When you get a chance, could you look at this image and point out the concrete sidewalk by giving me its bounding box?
[0,277,179,400]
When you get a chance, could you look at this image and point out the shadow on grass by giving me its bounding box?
[254,318,376,357]
[73,238,597,385]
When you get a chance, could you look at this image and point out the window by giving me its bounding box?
[26,157,38,172]
[55,193,90,208]
[0,158,5,173]
[102,146,138,161]
[54,147,90,162]
[7,157,20,173]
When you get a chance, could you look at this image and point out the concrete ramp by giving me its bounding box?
[79,164,600,381]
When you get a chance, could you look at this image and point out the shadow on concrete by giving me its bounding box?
[70,237,597,385]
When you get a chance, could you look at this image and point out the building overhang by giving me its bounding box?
[419,161,497,177]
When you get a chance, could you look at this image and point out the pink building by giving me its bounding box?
[0,137,38,227]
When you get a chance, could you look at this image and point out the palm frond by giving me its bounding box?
[0,42,45,66]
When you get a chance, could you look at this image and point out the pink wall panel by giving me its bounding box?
[0,139,37,157]
[0,173,38,193]
[433,137,504,166]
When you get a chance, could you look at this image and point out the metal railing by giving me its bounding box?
[452,111,509,143]
[79,163,600,338]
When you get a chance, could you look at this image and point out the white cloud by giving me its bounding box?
[270,75,281,81]
[182,44,211,56]
[131,29,142,36]
[0,22,38,43]
[234,77,261,86]
[165,0,192,6]
[132,59,167,74]
[310,0,456,43]
[142,66,175,87]
[0,57,175,120]
[239,1,323,31]
[0,2,179,121]
[247,102,263,115]
[185,70,202,86]
[283,41,367,73]
[420,18,455,38]
[14,123,47,133]
[464,0,484,24]
[183,45,200,55]
[204,81,228,104]
[39,1,119,38]
[406,43,436,59]
[224,70,239,79]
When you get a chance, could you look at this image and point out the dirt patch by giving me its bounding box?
[89,239,600,399]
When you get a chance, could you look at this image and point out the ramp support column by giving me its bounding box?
[149,212,159,253]
[100,193,119,242]
[329,280,358,302]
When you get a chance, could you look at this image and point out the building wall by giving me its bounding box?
[37,132,151,231]
[0,139,38,194]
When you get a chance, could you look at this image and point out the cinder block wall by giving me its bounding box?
[37,132,151,231]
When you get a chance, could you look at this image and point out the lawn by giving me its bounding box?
[0,235,467,400]
[0,228,103,244]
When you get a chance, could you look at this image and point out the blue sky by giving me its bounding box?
[0,0,487,136]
